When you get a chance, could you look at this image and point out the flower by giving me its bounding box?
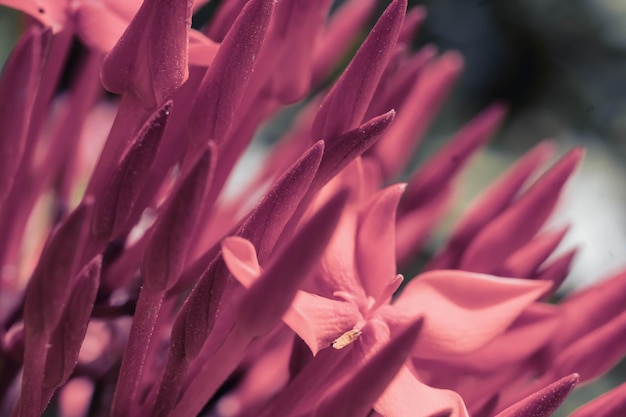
[0,0,624,416]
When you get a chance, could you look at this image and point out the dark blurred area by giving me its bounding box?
[407,0,626,154]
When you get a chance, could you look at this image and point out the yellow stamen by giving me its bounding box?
[332,329,362,349]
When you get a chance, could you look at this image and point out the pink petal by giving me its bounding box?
[285,292,361,356]
[187,0,274,148]
[355,184,405,298]
[221,237,263,288]
[141,146,214,292]
[427,141,555,271]
[374,366,467,417]
[398,6,426,44]
[460,148,583,274]
[91,101,172,239]
[372,52,463,178]
[75,3,218,66]
[222,211,361,357]
[236,191,351,338]
[312,0,377,85]
[313,320,423,417]
[401,102,506,211]
[0,27,45,204]
[24,199,93,334]
[43,256,101,392]
[312,111,395,192]
[364,44,437,123]
[263,0,333,104]
[316,195,365,299]
[569,381,626,417]
[534,248,577,300]
[101,0,192,109]
[550,310,626,384]
[391,270,551,358]
[311,0,407,141]
[495,374,578,417]
[552,268,626,350]
[496,225,569,278]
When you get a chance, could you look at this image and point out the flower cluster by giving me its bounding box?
[0,0,624,416]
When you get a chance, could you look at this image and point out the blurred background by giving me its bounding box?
[1,0,625,414]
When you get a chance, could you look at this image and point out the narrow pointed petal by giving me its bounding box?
[101,0,192,108]
[355,184,405,298]
[391,271,551,358]
[569,381,626,417]
[238,141,325,262]
[264,0,333,103]
[496,225,569,278]
[550,310,626,383]
[553,268,626,349]
[402,102,506,210]
[92,101,172,239]
[311,0,407,141]
[312,0,377,84]
[188,0,274,147]
[0,27,45,204]
[495,374,578,417]
[24,200,93,333]
[374,366,467,417]
[312,111,395,191]
[427,141,555,271]
[314,320,423,417]
[365,44,437,122]
[534,248,577,300]
[398,6,426,44]
[43,256,101,391]
[142,145,214,292]
[460,148,583,274]
[373,52,463,178]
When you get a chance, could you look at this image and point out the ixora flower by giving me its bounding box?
[0,0,624,417]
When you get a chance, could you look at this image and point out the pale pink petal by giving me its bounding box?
[221,237,263,288]
[374,366,467,417]
[316,198,365,299]
[356,184,405,298]
[391,271,551,358]
[284,291,361,356]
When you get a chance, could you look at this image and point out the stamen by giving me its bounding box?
[332,329,362,349]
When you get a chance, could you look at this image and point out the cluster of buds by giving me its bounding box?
[0,0,624,416]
